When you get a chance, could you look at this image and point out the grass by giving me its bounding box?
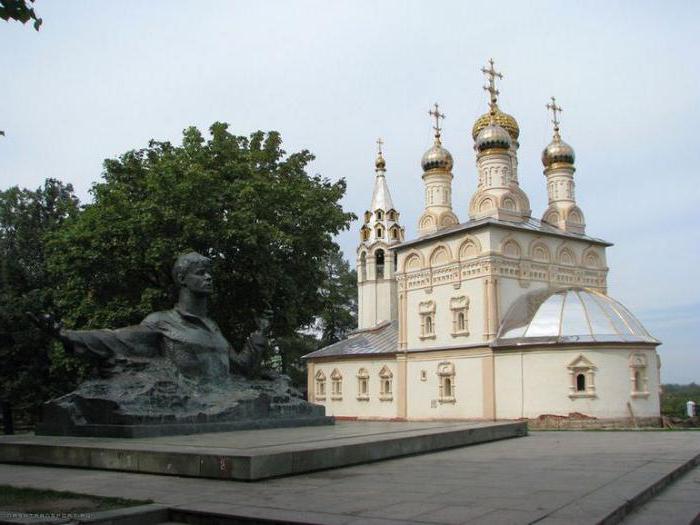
[0,485,151,513]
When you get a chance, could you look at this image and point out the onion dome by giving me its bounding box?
[542,136,575,167]
[375,151,386,170]
[475,121,512,152]
[421,140,454,171]
[472,108,520,141]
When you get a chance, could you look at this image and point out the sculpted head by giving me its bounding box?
[172,252,213,295]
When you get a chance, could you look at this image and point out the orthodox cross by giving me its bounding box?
[546,96,562,136]
[376,137,384,156]
[428,102,446,140]
[481,58,502,114]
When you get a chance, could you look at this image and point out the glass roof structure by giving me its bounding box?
[495,288,658,347]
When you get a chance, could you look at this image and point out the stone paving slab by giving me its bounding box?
[0,421,525,481]
[622,462,700,524]
[0,430,698,524]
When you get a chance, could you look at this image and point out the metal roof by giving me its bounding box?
[303,321,398,359]
[494,287,659,347]
[392,216,612,251]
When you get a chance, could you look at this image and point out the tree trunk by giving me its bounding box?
[1,401,14,435]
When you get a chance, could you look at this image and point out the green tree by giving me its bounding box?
[318,250,357,347]
[47,123,355,364]
[0,0,42,30]
[0,179,82,428]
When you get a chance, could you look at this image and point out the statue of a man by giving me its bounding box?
[35,252,263,381]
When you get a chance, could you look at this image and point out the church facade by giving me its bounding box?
[304,61,661,424]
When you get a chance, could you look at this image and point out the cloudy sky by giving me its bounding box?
[2,1,698,382]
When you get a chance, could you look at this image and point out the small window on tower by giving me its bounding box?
[376,227,384,238]
[376,210,384,220]
[375,249,385,279]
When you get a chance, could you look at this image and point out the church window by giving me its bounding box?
[315,370,327,401]
[330,368,343,400]
[388,210,397,221]
[391,228,398,240]
[364,211,371,223]
[375,249,385,279]
[360,227,370,242]
[568,355,596,399]
[419,301,436,340]
[576,373,586,392]
[376,226,384,238]
[359,252,367,281]
[629,353,649,398]
[450,296,470,336]
[420,370,427,381]
[438,362,456,403]
[376,210,384,220]
[379,365,393,401]
[357,368,369,400]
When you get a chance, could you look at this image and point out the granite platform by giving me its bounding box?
[0,420,526,481]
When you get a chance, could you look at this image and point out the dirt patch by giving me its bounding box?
[0,485,149,514]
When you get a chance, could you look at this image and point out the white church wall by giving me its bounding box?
[406,353,485,419]
[494,347,660,420]
[312,358,399,419]
[404,278,485,349]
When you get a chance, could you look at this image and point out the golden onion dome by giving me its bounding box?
[421,142,453,171]
[472,108,520,142]
[375,152,386,170]
[542,137,575,167]
[475,122,512,152]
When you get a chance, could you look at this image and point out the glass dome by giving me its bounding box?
[495,288,658,346]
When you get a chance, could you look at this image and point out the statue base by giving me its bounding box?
[36,364,331,438]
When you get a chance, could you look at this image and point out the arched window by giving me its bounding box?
[330,368,343,400]
[357,368,369,401]
[375,249,385,279]
[458,312,466,331]
[359,252,367,281]
[376,226,384,239]
[450,296,469,336]
[315,370,327,401]
[376,210,384,220]
[379,365,393,401]
[419,301,436,340]
[438,362,456,403]
[568,355,596,398]
[629,353,649,397]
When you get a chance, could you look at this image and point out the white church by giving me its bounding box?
[304,60,661,426]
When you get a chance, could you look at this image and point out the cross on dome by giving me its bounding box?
[376,137,384,156]
[546,96,563,137]
[481,58,503,116]
[428,102,446,141]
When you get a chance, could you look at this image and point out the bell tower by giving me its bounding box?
[357,139,404,329]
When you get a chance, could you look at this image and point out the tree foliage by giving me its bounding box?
[47,123,355,352]
[0,179,83,420]
[0,0,42,30]
[661,383,700,418]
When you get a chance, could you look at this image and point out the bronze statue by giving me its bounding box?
[31,252,327,437]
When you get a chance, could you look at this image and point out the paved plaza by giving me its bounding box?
[0,427,699,524]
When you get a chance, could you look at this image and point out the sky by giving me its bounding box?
[2,1,699,383]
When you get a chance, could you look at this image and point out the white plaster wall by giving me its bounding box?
[405,278,485,349]
[312,359,398,418]
[406,354,485,418]
[494,347,660,419]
